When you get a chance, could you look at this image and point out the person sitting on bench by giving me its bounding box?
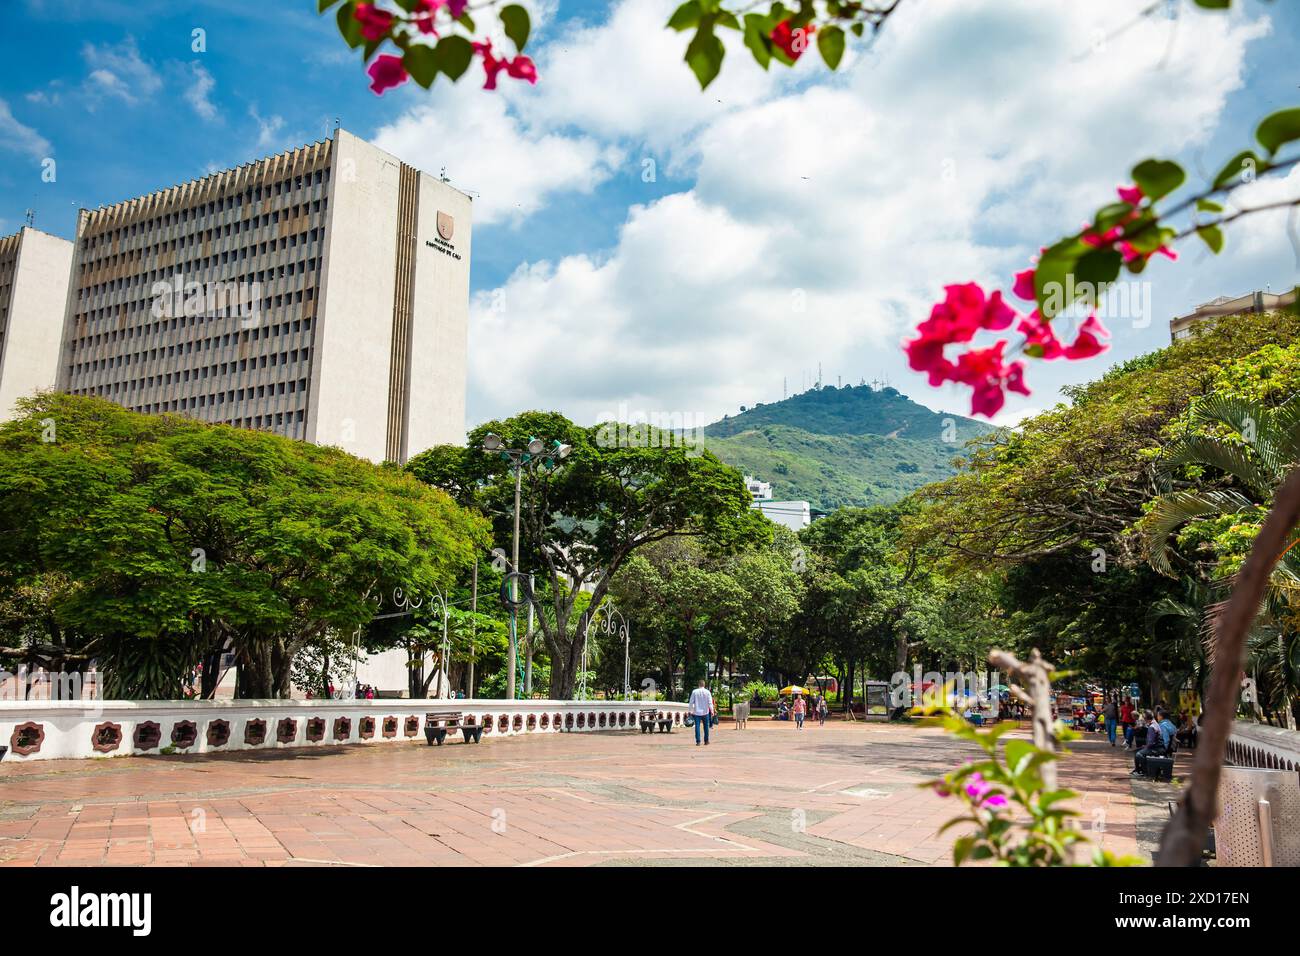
[1130,708,1166,776]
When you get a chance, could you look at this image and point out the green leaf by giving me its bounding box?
[1256,107,1300,156]
[500,4,531,53]
[336,1,364,49]
[457,12,475,32]
[817,25,846,70]
[1003,739,1035,776]
[1074,247,1123,295]
[668,0,702,31]
[743,13,772,69]
[685,22,725,90]
[1193,0,1231,7]
[1131,158,1185,202]
[1197,224,1225,254]
[1213,150,1262,189]
[1197,199,1224,213]
[1034,236,1087,320]
[404,44,439,88]
[434,35,474,81]
[319,0,345,12]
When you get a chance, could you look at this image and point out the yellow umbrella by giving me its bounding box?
[780,685,808,696]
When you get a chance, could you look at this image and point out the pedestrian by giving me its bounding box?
[1130,709,1166,776]
[817,695,828,726]
[1120,697,1136,750]
[793,693,806,729]
[1103,694,1119,747]
[688,679,716,747]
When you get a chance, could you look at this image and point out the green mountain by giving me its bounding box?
[698,384,991,511]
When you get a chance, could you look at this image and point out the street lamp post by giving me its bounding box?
[480,433,571,700]
[427,584,451,698]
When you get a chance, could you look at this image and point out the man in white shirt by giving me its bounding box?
[688,679,716,746]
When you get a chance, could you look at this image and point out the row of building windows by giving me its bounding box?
[70,347,312,384]
[69,316,314,357]
[80,167,331,257]
[70,378,309,406]
[75,279,319,332]
[77,227,326,304]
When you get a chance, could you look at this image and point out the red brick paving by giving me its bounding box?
[0,720,1153,867]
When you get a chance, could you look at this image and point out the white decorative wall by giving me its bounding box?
[0,699,688,762]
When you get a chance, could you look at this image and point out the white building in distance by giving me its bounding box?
[0,227,73,419]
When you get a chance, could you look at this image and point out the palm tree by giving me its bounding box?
[1142,392,1300,727]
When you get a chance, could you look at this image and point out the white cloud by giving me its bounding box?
[0,98,52,160]
[463,0,1275,427]
[373,88,624,227]
[183,62,218,121]
[249,105,287,151]
[80,37,161,108]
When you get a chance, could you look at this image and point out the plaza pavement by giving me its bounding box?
[0,719,1181,867]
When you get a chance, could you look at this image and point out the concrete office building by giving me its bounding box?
[1170,288,1297,342]
[0,227,74,418]
[55,128,471,462]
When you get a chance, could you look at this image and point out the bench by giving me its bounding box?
[424,711,484,746]
[1144,755,1174,781]
[1141,736,1177,781]
[638,709,674,734]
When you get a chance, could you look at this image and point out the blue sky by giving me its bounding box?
[2,0,1298,431]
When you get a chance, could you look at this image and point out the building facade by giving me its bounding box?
[1170,288,1297,342]
[0,227,74,418]
[53,129,470,462]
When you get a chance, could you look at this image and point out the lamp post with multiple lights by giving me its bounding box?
[480,433,572,700]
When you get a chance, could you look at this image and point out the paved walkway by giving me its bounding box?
[0,720,1174,867]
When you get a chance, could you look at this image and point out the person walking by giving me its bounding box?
[688,679,716,747]
[1120,698,1136,750]
[1103,694,1119,747]
[793,693,806,729]
[817,694,828,726]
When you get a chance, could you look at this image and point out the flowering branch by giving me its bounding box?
[319,0,537,95]
[921,701,1141,866]
[667,0,906,89]
[904,108,1300,419]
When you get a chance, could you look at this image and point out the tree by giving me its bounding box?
[407,411,768,698]
[0,393,490,699]
[609,529,801,699]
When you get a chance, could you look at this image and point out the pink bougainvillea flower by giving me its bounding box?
[904,335,956,387]
[354,3,394,41]
[964,772,1009,808]
[1117,183,1143,205]
[448,0,468,16]
[953,342,1012,418]
[1006,360,1030,397]
[505,54,538,84]
[904,284,1023,410]
[964,772,993,801]
[1013,267,1036,302]
[982,290,1016,331]
[367,54,408,95]
[771,19,815,60]
[1062,314,1111,360]
[472,40,538,90]
[1017,310,1064,360]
